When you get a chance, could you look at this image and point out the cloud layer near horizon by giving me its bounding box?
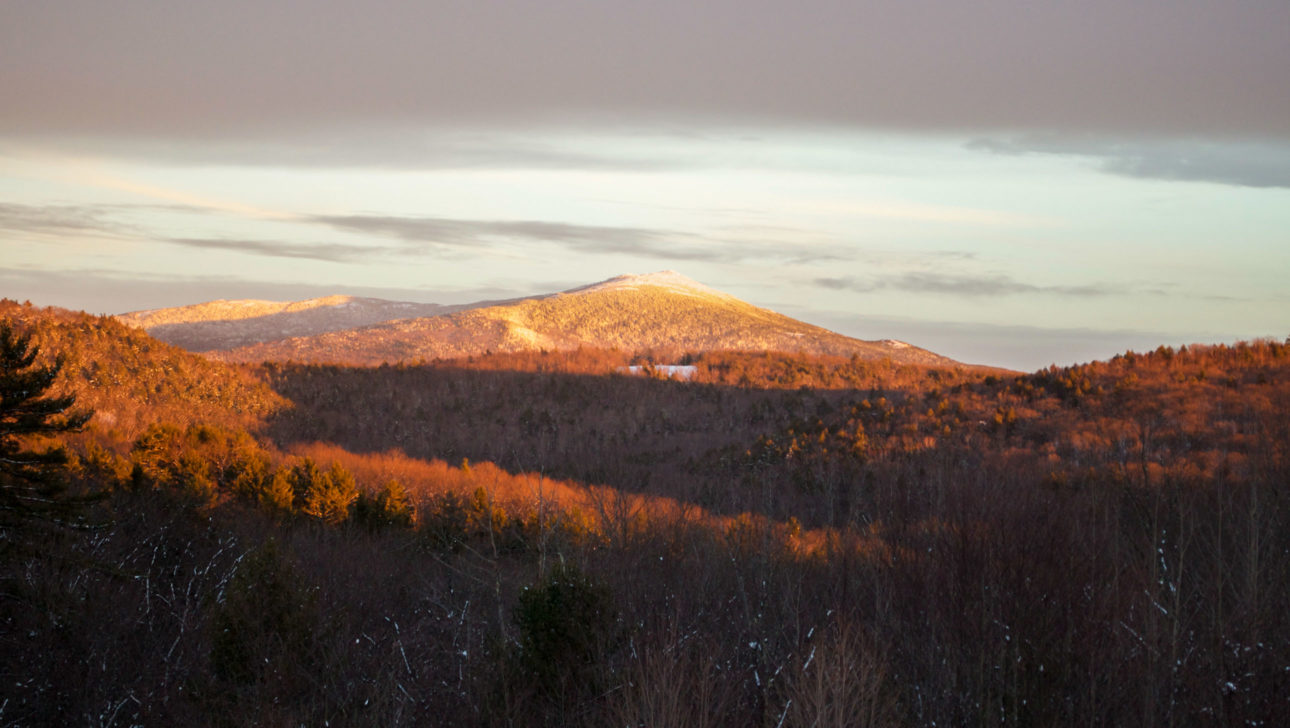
[0,201,843,265]
[970,136,1290,189]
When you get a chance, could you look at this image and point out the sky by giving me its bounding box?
[2,1,1288,371]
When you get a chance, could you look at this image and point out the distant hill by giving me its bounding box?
[2,299,283,438]
[117,295,467,352]
[123,272,961,367]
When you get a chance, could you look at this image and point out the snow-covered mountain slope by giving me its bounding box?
[565,270,739,300]
[155,271,962,367]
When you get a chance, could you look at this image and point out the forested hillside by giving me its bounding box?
[205,273,957,367]
[2,300,1287,726]
[0,300,283,439]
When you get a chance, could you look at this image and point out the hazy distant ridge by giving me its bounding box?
[118,295,466,352]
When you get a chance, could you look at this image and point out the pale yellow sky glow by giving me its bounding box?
[6,148,296,221]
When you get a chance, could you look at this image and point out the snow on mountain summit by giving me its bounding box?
[570,271,735,300]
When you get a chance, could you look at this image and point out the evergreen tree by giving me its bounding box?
[300,461,358,524]
[354,478,416,530]
[513,562,619,704]
[259,467,296,516]
[0,322,93,540]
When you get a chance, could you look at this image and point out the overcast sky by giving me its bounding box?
[3,0,1287,370]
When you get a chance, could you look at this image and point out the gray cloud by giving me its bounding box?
[970,135,1290,188]
[2,1,1286,147]
[817,272,1119,298]
[309,213,839,264]
[313,215,666,250]
[0,199,839,266]
[0,204,391,264]
[0,202,134,238]
[164,237,384,263]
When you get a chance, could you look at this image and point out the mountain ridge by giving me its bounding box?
[120,272,962,367]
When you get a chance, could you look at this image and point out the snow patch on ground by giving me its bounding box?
[619,365,697,381]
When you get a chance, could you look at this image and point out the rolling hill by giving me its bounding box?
[1,299,284,438]
[122,271,960,367]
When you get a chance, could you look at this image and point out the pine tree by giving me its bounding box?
[354,478,416,530]
[0,321,94,540]
[259,467,296,516]
[300,461,358,524]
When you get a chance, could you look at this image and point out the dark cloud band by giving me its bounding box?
[3,2,1286,141]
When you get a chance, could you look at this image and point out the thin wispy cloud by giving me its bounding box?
[312,215,665,250]
[309,213,840,264]
[1,201,841,266]
[0,203,366,266]
[163,238,383,264]
[816,272,1120,298]
[7,151,297,219]
[0,202,135,238]
[792,200,1050,227]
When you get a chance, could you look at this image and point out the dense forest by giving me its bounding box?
[2,299,1288,726]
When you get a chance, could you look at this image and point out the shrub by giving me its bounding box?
[209,540,319,687]
[513,562,618,700]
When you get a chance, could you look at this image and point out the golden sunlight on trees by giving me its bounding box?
[0,321,93,544]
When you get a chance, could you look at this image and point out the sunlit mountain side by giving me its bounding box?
[125,272,958,367]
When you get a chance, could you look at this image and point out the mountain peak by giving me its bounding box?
[571,271,733,300]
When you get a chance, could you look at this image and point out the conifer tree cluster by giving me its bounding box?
[0,322,92,543]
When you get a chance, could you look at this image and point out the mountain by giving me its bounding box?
[122,272,960,367]
[117,295,466,352]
